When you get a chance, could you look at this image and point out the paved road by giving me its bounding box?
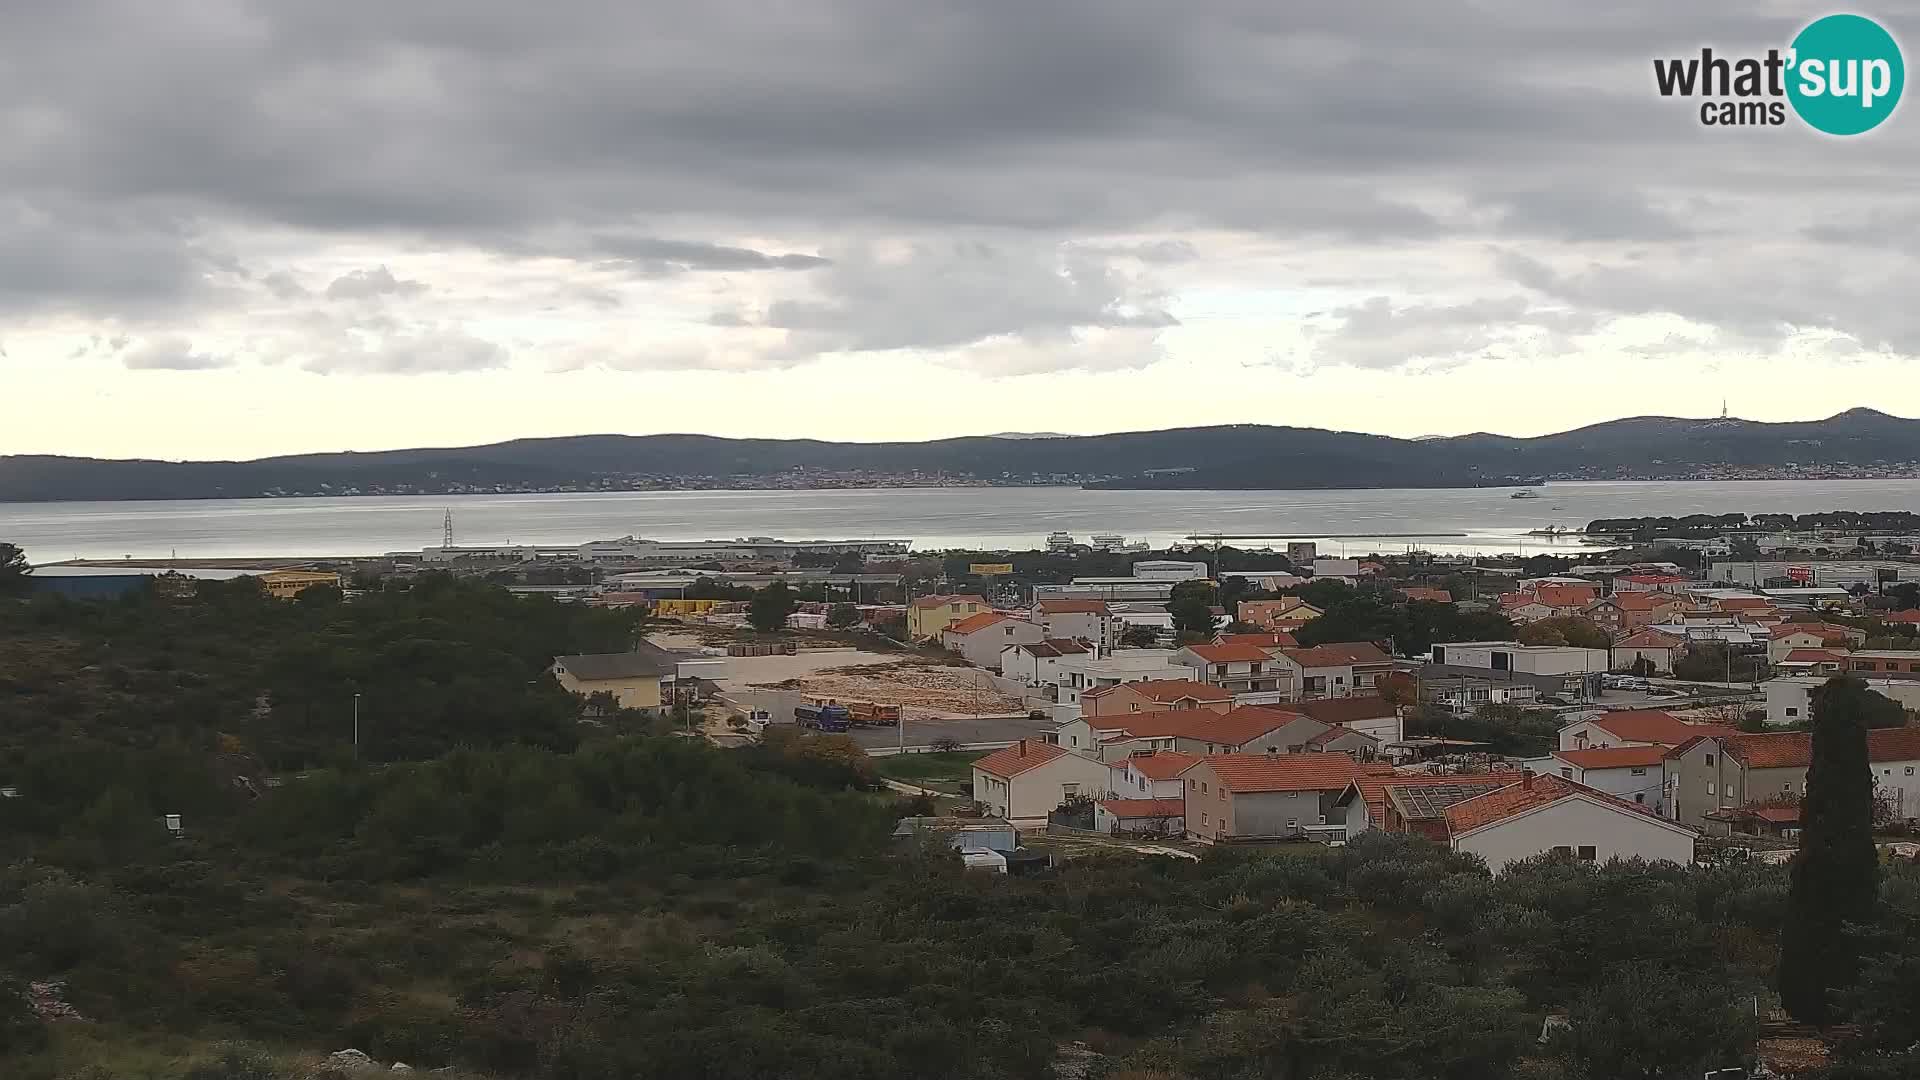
[847,714,1054,751]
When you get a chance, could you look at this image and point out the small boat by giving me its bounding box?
[1046,531,1077,551]
[1510,489,1541,500]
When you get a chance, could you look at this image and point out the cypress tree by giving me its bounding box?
[1778,676,1880,1024]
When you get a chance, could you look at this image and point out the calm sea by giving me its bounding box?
[2,480,1918,562]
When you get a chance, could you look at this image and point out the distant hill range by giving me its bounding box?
[3,409,1918,502]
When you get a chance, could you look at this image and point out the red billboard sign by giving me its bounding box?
[1787,566,1813,583]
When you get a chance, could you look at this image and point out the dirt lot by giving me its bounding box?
[754,660,1024,720]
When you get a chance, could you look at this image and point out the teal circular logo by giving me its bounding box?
[1787,14,1904,135]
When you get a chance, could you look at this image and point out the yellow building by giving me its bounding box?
[906,593,988,641]
[551,645,677,714]
[652,598,727,617]
[260,570,341,599]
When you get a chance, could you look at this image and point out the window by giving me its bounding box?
[1062,784,1079,797]
[1577,845,1597,861]
[1705,753,1715,766]
[1635,793,1645,804]
[1189,778,1196,790]
[1217,788,1225,802]
[1559,767,1573,779]
[1908,767,1916,776]
[1630,767,1646,776]
[1200,811,1208,826]
[1129,703,1140,712]
[1201,782,1208,794]
[1784,782,1793,791]
[1069,735,1078,747]
[1786,707,1798,717]
[1551,845,1572,856]
[1286,818,1297,830]
[1706,781,1716,796]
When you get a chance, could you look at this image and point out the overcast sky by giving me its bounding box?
[4,1,1916,459]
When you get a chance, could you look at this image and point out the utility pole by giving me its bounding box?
[352,692,361,760]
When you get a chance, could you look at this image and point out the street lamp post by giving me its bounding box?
[352,692,362,759]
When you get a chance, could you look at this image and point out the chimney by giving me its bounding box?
[1018,740,1027,757]
[1522,771,1534,790]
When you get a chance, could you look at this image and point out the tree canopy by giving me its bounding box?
[747,580,796,631]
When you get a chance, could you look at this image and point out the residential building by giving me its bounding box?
[1611,629,1686,675]
[1182,753,1363,843]
[1765,676,1920,727]
[1173,643,1294,700]
[1270,642,1394,700]
[1527,746,1668,811]
[942,613,1044,669]
[1094,798,1186,836]
[1559,709,1733,752]
[1033,578,1177,603]
[1336,770,1526,838]
[1842,650,1920,678]
[1430,641,1610,677]
[1775,649,1849,677]
[907,594,988,641]
[1424,677,1541,712]
[1107,749,1203,799]
[1305,725,1382,757]
[1443,773,1698,874]
[1237,598,1323,630]
[1055,650,1193,705]
[970,740,1115,823]
[1500,600,1560,624]
[551,647,677,713]
[1766,622,1863,662]
[1584,591,1680,634]
[891,817,1017,854]
[260,570,342,599]
[1082,679,1233,718]
[1701,804,1800,839]
[999,639,1091,687]
[1058,705,1333,761]
[1287,695,1403,743]
[1216,631,1299,651]
[1034,599,1117,652]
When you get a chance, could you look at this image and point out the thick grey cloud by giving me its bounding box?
[120,336,229,370]
[325,265,428,300]
[302,328,508,375]
[1,1,1917,372]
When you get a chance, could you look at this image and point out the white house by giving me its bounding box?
[1054,649,1192,705]
[999,639,1091,686]
[1107,750,1203,799]
[1132,560,1210,582]
[1610,630,1686,675]
[1271,643,1395,700]
[1034,599,1117,652]
[1094,798,1186,836]
[1443,773,1699,874]
[1430,641,1610,676]
[970,740,1115,824]
[1311,557,1361,581]
[1766,676,1920,728]
[1173,642,1293,700]
[1558,709,1733,752]
[942,612,1044,669]
[1525,746,1668,812]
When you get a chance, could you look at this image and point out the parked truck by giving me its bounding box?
[845,700,901,727]
[794,700,852,732]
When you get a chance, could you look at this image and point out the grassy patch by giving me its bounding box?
[874,750,987,788]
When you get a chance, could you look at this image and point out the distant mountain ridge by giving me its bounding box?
[2,410,1917,501]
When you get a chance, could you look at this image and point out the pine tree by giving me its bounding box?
[1778,676,1881,1024]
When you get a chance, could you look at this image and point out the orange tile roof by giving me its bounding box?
[1869,727,1920,762]
[1119,750,1203,779]
[1444,773,1669,835]
[972,739,1069,778]
[1279,642,1393,667]
[1715,597,1773,610]
[1219,632,1299,649]
[1099,705,1304,746]
[1287,696,1397,726]
[1605,592,1671,611]
[1589,710,1734,746]
[1342,770,1527,828]
[1098,797,1186,819]
[1306,725,1374,748]
[1184,642,1275,663]
[1202,753,1360,794]
[1399,587,1453,603]
[1533,585,1599,607]
[1885,610,1920,624]
[1725,732,1811,769]
[1553,745,1669,770]
[1781,648,1848,664]
[943,611,1010,635]
[1037,599,1111,615]
[1088,679,1232,704]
